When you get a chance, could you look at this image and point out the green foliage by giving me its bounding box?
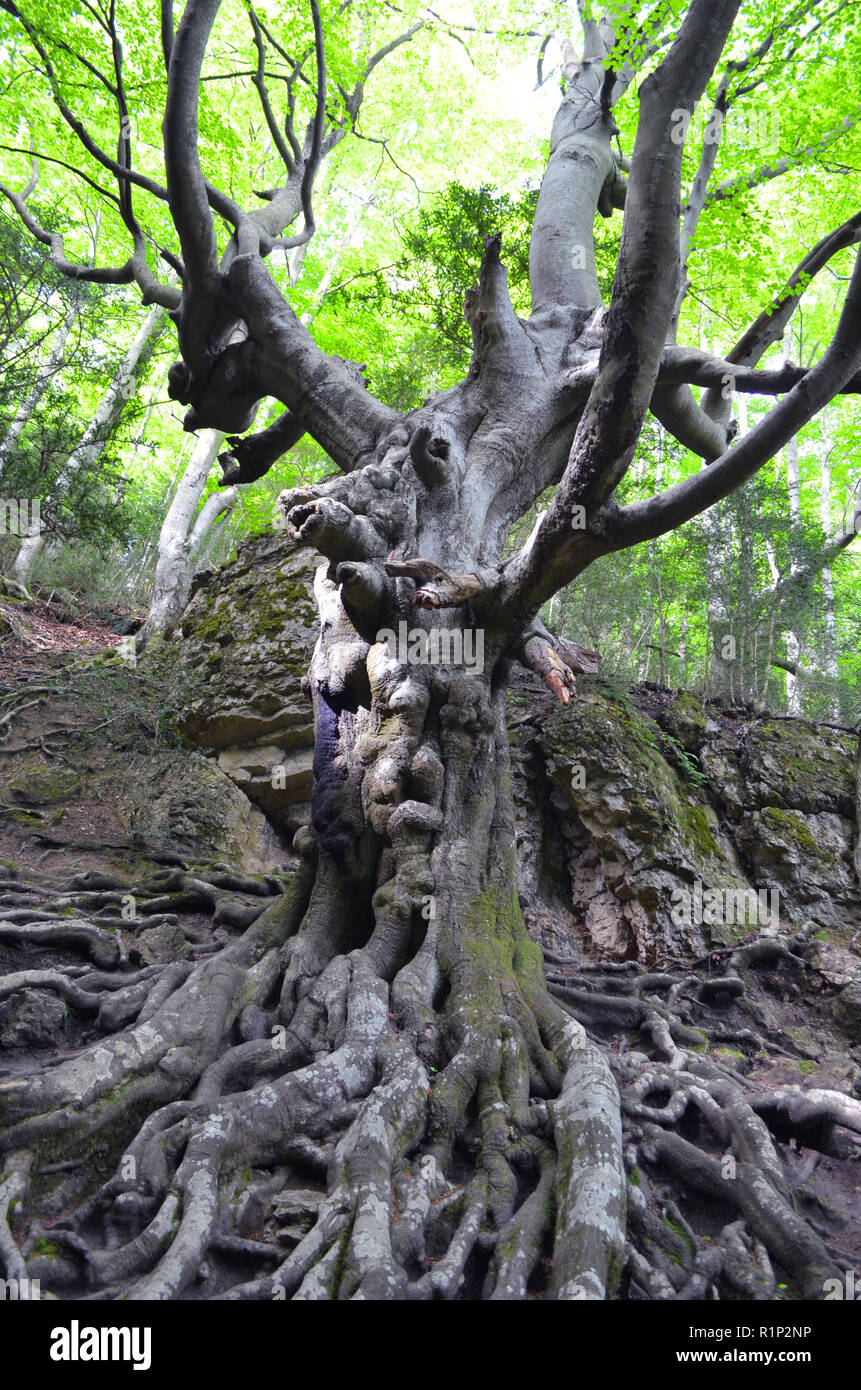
[0,0,859,727]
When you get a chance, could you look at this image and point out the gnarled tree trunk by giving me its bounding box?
[4,0,861,1304]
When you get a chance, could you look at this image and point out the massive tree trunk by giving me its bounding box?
[0,463,852,1300]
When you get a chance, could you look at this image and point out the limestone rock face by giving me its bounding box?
[175,534,861,963]
[126,750,286,873]
[510,683,753,962]
[830,981,861,1041]
[803,939,861,988]
[656,700,859,935]
[176,533,320,833]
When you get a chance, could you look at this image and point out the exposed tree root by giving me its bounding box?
[0,831,857,1302]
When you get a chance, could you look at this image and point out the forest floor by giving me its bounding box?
[0,607,859,1299]
[0,595,188,881]
[0,590,138,679]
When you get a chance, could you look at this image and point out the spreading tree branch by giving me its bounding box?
[706,110,861,206]
[498,0,742,622]
[603,249,861,550]
[700,209,861,425]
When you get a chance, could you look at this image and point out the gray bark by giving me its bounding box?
[137,428,225,644]
[784,434,804,715]
[817,414,840,719]
[0,306,77,478]
[10,303,164,581]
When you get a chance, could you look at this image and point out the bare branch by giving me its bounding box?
[283,0,327,253]
[0,143,121,207]
[160,0,174,69]
[226,251,397,469]
[0,158,179,308]
[162,0,221,292]
[0,2,172,205]
[705,109,861,206]
[515,616,600,704]
[247,5,297,175]
[383,558,481,609]
[604,249,861,550]
[501,0,742,619]
[658,343,861,397]
[0,178,132,284]
[217,410,306,486]
[699,208,861,431]
[649,382,728,460]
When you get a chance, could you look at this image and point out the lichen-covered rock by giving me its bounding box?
[830,980,861,1041]
[742,722,855,818]
[125,750,287,871]
[177,534,318,750]
[513,681,752,961]
[803,939,861,987]
[737,807,857,928]
[655,700,860,931]
[0,988,67,1048]
[216,744,313,829]
[9,764,82,805]
[134,922,191,966]
[175,533,319,831]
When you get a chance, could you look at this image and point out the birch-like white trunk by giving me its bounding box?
[817,412,840,719]
[137,428,226,644]
[705,395,747,700]
[10,303,164,582]
[0,306,78,479]
[1,218,101,481]
[855,728,861,883]
[784,433,804,716]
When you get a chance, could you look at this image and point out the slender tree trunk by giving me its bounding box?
[818,412,840,719]
[0,217,100,481]
[10,303,164,582]
[137,428,225,644]
[758,540,782,708]
[784,434,804,715]
[705,395,748,700]
[650,428,667,685]
[704,501,734,698]
[0,305,78,478]
[855,724,861,884]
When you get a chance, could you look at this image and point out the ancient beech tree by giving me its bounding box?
[2,0,861,1301]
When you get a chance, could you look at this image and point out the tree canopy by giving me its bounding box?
[0,0,859,716]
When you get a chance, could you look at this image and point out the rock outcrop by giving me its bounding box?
[173,532,861,964]
[176,534,319,835]
[125,750,285,873]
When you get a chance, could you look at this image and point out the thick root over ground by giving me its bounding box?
[0,853,857,1301]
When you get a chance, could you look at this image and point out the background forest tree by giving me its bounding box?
[0,0,860,1305]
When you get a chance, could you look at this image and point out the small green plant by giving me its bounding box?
[658,728,708,786]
